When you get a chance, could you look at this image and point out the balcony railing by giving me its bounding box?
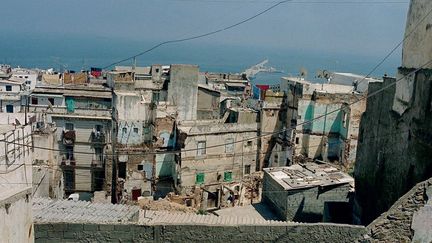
[91,159,105,168]
[61,158,76,166]
[29,105,111,118]
[91,131,106,144]
[62,130,76,145]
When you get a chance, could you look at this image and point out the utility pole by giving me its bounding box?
[111,88,118,204]
[24,94,28,125]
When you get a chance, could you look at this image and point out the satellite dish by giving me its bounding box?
[323,70,332,80]
[300,67,308,78]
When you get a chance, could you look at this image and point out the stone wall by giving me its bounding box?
[35,222,366,243]
[364,177,432,242]
[354,70,432,224]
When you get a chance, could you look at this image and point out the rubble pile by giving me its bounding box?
[138,197,197,213]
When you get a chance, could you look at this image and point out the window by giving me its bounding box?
[118,162,126,179]
[48,98,55,106]
[244,165,251,175]
[295,137,300,145]
[6,105,13,113]
[342,111,348,128]
[65,123,74,131]
[64,170,75,191]
[65,146,74,160]
[122,127,127,134]
[225,138,234,153]
[197,141,206,156]
[196,173,205,185]
[133,127,139,134]
[95,147,103,162]
[224,171,232,182]
[31,97,38,105]
[137,164,144,171]
[5,85,12,91]
[152,92,160,103]
[95,125,103,132]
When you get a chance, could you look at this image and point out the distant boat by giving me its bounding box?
[243,59,283,79]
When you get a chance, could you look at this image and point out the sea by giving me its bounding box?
[0,34,401,86]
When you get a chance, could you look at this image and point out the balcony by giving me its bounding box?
[91,131,106,144]
[61,157,76,166]
[62,130,76,145]
[91,159,105,168]
[29,105,111,118]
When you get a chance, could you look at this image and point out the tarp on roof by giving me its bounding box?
[42,74,61,85]
[64,73,87,84]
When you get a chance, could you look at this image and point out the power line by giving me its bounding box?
[0,126,412,166]
[1,2,430,158]
[1,58,431,157]
[351,3,432,92]
[155,0,408,3]
[102,0,294,69]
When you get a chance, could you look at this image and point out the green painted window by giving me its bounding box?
[196,173,205,185]
[224,171,232,182]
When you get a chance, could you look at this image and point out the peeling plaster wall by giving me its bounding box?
[114,92,153,146]
[0,189,34,243]
[168,65,199,121]
[355,70,432,224]
[354,1,432,218]
[179,123,258,189]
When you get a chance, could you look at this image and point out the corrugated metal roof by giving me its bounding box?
[139,209,293,226]
[33,198,139,224]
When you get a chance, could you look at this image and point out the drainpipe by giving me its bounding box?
[111,88,118,204]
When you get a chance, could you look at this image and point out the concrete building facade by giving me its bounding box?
[177,117,258,209]
[263,163,354,223]
[281,77,367,167]
[29,85,112,195]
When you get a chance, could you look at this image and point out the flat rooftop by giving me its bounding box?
[264,163,354,191]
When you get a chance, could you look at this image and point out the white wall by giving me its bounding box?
[0,191,34,243]
[0,125,34,242]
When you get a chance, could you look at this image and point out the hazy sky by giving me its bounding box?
[1,0,410,54]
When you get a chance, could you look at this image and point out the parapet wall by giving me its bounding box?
[35,222,366,243]
[365,177,432,242]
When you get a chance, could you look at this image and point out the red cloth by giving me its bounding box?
[256,85,270,91]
